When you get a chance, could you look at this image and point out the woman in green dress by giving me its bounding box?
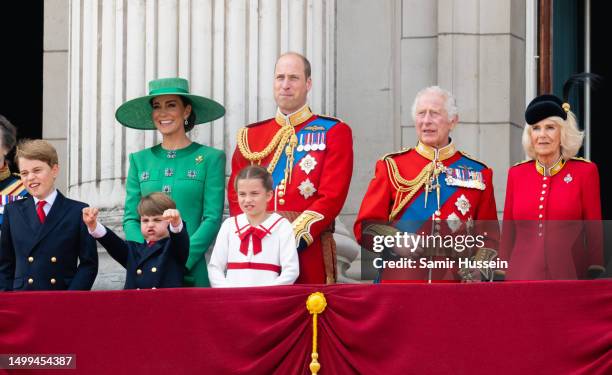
[115,77,226,287]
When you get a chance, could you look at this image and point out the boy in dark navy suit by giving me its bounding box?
[0,140,98,291]
[82,192,189,289]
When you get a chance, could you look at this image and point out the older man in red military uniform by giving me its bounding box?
[354,86,498,282]
[228,52,353,284]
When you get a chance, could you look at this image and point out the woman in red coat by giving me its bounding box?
[501,91,605,280]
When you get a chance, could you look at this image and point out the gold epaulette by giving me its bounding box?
[571,156,592,163]
[245,118,274,128]
[513,159,533,167]
[459,151,489,169]
[317,114,343,123]
[380,147,412,161]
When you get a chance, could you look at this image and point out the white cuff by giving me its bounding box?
[88,222,107,238]
[169,221,183,233]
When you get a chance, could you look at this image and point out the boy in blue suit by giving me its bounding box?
[82,192,189,289]
[0,139,98,291]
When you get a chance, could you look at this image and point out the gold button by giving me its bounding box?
[278,191,285,197]
[539,214,543,219]
[50,278,56,285]
[136,269,143,275]
[151,267,157,273]
[28,256,34,263]
[539,205,543,209]
[542,184,547,188]
[543,177,548,181]
[279,198,285,205]
[538,233,543,237]
[540,197,544,201]
[51,257,57,263]
[435,210,441,217]
[539,223,543,228]
[28,278,34,285]
[541,190,545,195]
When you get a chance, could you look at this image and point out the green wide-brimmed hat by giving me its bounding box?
[115,77,225,130]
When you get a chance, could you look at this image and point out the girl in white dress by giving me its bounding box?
[208,165,299,287]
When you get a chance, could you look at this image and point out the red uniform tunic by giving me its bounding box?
[354,141,498,281]
[228,105,353,284]
[500,158,604,279]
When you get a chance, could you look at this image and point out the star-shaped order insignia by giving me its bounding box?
[298,179,317,199]
[455,194,471,216]
[299,155,318,175]
[446,212,461,233]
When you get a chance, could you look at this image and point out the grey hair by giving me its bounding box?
[411,86,458,122]
[521,111,584,160]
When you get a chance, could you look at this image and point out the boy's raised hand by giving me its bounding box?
[82,207,100,232]
[162,209,182,228]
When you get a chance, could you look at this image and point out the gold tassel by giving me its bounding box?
[306,292,327,375]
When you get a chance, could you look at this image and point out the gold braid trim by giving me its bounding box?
[385,157,433,221]
[292,210,324,246]
[237,125,295,174]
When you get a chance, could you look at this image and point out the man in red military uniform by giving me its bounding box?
[228,52,353,284]
[354,86,498,282]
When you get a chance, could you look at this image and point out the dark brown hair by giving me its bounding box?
[0,114,17,153]
[15,139,59,168]
[234,165,273,192]
[276,52,312,79]
[137,192,177,217]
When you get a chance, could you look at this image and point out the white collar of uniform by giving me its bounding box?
[235,212,283,233]
[33,189,58,207]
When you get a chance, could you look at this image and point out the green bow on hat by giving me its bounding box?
[115,77,225,130]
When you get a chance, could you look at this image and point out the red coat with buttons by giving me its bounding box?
[228,115,353,284]
[354,146,499,281]
[500,159,603,279]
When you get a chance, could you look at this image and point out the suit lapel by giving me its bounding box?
[137,238,167,266]
[29,192,68,253]
[18,197,41,233]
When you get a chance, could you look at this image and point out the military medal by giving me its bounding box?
[299,154,318,175]
[564,173,573,184]
[455,194,471,216]
[444,166,486,190]
[298,178,317,199]
[297,134,305,152]
[319,133,326,150]
[304,133,312,152]
[311,133,320,151]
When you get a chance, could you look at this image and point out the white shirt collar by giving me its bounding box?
[33,189,58,207]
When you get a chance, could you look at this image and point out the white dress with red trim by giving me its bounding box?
[208,213,299,287]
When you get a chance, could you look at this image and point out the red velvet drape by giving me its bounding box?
[1,281,611,374]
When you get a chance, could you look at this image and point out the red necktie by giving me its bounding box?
[36,200,47,223]
[239,227,268,255]
[147,241,156,247]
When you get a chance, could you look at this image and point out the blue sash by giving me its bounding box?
[271,117,339,189]
[395,155,485,233]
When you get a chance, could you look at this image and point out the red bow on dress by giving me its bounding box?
[239,226,269,255]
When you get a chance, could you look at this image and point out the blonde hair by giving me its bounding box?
[521,111,584,160]
[15,139,59,168]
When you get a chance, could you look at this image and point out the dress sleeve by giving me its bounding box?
[186,149,226,271]
[123,153,144,242]
[272,219,299,285]
[207,219,231,287]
